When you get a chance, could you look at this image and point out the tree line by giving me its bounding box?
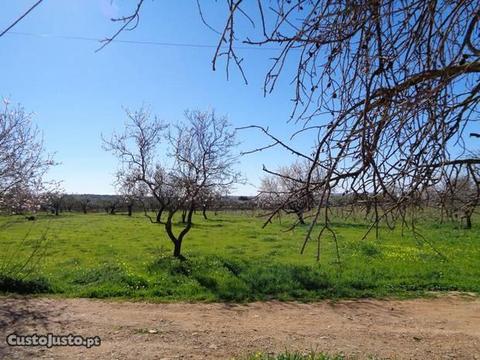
[0,95,476,262]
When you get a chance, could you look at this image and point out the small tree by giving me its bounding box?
[78,196,91,214]
[116,174,137,217]
[104,108,240,259]
[164,110,240,257]
[258,161,323,225]
[44,187,65,216]
[105,198,120,215]
[62,195,77,212]
[438,174,479,229]
[197,188,222,220]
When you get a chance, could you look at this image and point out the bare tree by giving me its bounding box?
[78,196,91,214]
[197,188,223,220]
[104,197,120,215]
[62,195,78,212]
[116,174,138,217]
[258,161,322,225]
[437,170,480,229]
[164,110,241,257]
[104,107,241,259]
[44,187,65,216]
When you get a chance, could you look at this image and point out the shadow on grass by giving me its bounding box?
[145,254,357,302]
[0,276,51,295]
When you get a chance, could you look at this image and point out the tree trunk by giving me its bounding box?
[181,210,187,224]
[165,206,194,260]
[202,205,208,220]
[156,206,164,223]
[127,204,133,216]
[173,240,184,259]
[55,206,59,216]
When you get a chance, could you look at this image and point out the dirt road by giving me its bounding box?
[0,295,479,359]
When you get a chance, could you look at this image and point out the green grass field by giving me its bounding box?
[0,210,479,301]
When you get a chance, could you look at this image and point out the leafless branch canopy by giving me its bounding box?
[96,0,145,52]
[205,0,480,250]
[103,107,241,258]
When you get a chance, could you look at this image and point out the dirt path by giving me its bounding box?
[0,295,479,359]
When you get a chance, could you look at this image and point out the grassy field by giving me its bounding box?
[0,210,479,301]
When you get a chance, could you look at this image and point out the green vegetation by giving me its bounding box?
[0,211,479,301]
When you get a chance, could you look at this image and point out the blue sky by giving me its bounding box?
[1,0,314,195]
[3,1,477,196]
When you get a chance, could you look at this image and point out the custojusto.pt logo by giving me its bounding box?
[6,333,101,348]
